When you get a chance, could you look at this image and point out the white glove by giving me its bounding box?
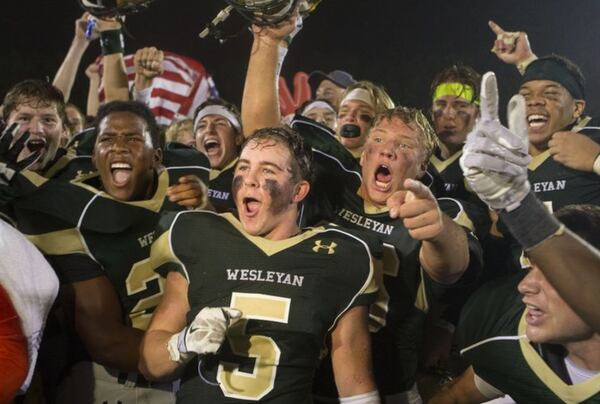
[460,72,532,211]
[167,307,242,363]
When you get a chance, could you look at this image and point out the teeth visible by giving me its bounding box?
[111,162,131,169]
[527,114,548,123]
[375,180,391,189]
[204,139,219,147]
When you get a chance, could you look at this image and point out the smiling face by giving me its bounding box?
[518,80,585,153]
[336,100,376,153]
[518,264,594,344]
[232,137,308,240]
[7,101,64,172]
[432,94,479,157]
[93,111,161,201]
[195,114,242,170]
[359,117,426,206]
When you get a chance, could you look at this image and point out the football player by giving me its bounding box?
[430,204,600,403]
[141,126,381,403]
[241,15,483,404]
[192,98,245,212]
[8,100,209,403]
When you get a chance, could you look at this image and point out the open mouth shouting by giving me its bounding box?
[241,196,261,218]
[374,164,393,192]
[110,161,132,187]
[26,137,47,154]
[203,138,221,158]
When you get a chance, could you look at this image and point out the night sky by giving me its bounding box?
[3,0,600,122]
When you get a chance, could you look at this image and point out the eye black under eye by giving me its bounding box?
[359,115,373,124]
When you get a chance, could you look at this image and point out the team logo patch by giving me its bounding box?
[312,240,337,255]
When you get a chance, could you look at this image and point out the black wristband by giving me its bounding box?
[100,29,124,55]
[499,192,561,251]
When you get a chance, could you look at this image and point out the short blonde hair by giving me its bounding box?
[165,118,193,143]
[339,80,395,113]
[373,106,439,164]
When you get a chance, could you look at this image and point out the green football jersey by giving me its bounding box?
[208,157,237,213]
[528,136,600,213]
[458,274,600,404]
[291,116,483,394]
[151,211,378,403]
[13,163,209,331]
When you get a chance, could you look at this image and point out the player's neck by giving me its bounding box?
[565,334,600,371]
[439,142,462,160]
[529,142,547,157]
[264,209,302,241]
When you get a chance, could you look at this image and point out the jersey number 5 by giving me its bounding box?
[217,292,291,401]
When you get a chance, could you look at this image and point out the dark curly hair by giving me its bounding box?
[242,126,313,184]
[94,100,161,149]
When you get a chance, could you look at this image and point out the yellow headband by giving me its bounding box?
[433,82,480,105]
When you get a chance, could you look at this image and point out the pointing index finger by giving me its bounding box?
[488,20,505,36]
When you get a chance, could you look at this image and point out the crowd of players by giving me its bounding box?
[1,9,600,404]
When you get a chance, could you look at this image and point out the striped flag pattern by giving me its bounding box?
[98,51,219,126]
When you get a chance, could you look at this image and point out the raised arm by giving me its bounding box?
[461,72,600,331]
[98,18,130,102]
[488,20,537,74]
[241,15,298,136]
[85,63,101,117]
[53,13,96,101]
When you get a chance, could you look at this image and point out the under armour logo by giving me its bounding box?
[312,240,337,254]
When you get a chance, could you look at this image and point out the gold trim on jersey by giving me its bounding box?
[150,230,189,282]
[74,170,169,213]
[21,170,48,187]
[518,310,600,403]
[430,150,463,173]
[362,197,390,215]
[210,157,238,181]
[528,150,551,171]
[414,267,429,313]
[221,212,323,256]
[27,228,86,255]
[453,208,475,233]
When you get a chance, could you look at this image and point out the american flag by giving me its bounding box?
[97,51,219,126]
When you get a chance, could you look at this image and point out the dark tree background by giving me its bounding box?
[2,0,599,121]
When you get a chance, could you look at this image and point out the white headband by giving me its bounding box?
[194,105,241,133]
[303,100,335,114]
[340,88,375,109]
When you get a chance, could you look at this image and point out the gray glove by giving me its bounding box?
[460,72,531,212]
[168,307,242,363]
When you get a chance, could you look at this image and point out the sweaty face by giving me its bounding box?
[195,114,241,170]
[336,100,376,153]
[93,111,160,201]
[518,80,583,151]
[232,139,303,240]
[315,80,345,107]
[432,94,478,155]
[359,117,426,207]
[7,102,64,172]
[518,264,594,344]
[303,106,337,130]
